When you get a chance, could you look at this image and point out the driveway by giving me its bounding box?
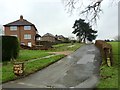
[2,44,102,89]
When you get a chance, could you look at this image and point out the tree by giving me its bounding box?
[72,18,97,43]
[63,0,119,24]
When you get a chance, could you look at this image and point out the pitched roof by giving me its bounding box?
[35,34,41,38]
[58,35,65,38]
[55,35,65,39]
[42,33,55,37]
[4,19,34,26]
[4,15,37,31]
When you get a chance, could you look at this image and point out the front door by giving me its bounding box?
[28,42,32,47]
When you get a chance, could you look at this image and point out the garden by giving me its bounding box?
[1,36,82,83]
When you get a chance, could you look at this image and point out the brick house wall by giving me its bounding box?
[4,15,38,47]
[41,36,55,42]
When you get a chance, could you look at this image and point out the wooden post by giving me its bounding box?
[106,48,112,67]
[104,48,107,65]
[13,62,24,76]
[109,49,113,66]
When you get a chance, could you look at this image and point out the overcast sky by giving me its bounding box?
[0,0,118,40]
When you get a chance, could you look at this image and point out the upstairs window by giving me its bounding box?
[24,34,31,39]
[24,26,31,30]
[10,26,17,30]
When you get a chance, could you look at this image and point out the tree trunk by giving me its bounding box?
[83,38,85,43]
[79,36,81,43]
[83,35,86,43]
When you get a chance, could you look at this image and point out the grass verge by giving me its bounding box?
[16,50,50,61]
[2,55,64,83]
[97,42,119,88]
[50,43,82,52]
[2,43,82,83]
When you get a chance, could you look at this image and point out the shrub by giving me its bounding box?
[0,37,2,62]
[2,36,20,61]
[95,40,113,66]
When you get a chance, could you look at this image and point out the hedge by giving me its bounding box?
[95,40,113,66]
[0,37,2,62]
[2,36,20,61]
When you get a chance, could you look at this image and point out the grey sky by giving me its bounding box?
[0,0,118,40]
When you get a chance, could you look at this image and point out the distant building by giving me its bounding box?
[41,33,56,43]
[55,35,68,43]
[3,15,40,47]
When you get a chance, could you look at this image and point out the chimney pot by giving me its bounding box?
[20,15,23,20]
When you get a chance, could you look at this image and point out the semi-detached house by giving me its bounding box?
[4,15,40,47]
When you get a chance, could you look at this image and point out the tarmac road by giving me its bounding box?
[2,44,102,89]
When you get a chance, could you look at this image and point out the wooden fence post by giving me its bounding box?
[13,62,24,76]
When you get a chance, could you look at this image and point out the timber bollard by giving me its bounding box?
[13,62,24,76]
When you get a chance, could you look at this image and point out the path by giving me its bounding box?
[48,51,73,56]
[2,44,101,89]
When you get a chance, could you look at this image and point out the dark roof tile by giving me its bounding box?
[4,19,33,26]
[42,33,54,37]
[4,16,37,31]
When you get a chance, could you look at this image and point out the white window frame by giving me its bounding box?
[24,34,31,39]
[11,35,18,37]
[10,26,17,31]
[24,26,31,30]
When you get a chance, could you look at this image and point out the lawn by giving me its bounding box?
[2,55,64,83]
[2,43,82,83]
[50,43,82,52]
[17,50,50,61]
[97,42,119,88]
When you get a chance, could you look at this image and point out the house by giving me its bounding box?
[40,33,56,43]
[55,35,69,43]
[55,35,65,41]
[3,15,40,47]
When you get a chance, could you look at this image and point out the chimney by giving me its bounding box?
[20,15,23,20]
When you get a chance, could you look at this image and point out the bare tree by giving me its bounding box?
[63,0,119,24]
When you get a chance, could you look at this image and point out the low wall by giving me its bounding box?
[21,41,53,50]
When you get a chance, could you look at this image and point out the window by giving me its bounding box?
[24,26,31,30]
[10,26,17,30]
[24,34,31,39]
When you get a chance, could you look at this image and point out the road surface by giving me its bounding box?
[2,44,101,89]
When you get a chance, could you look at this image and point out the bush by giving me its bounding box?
[95,40,113,66]
[0,37,2,62]
[2,36,20,61]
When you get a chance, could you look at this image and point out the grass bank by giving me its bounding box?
[2,43,82,83]
[17,50,50,61]
[50,43,82,52]
[97,42,119,88]
[2,55,64,83]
